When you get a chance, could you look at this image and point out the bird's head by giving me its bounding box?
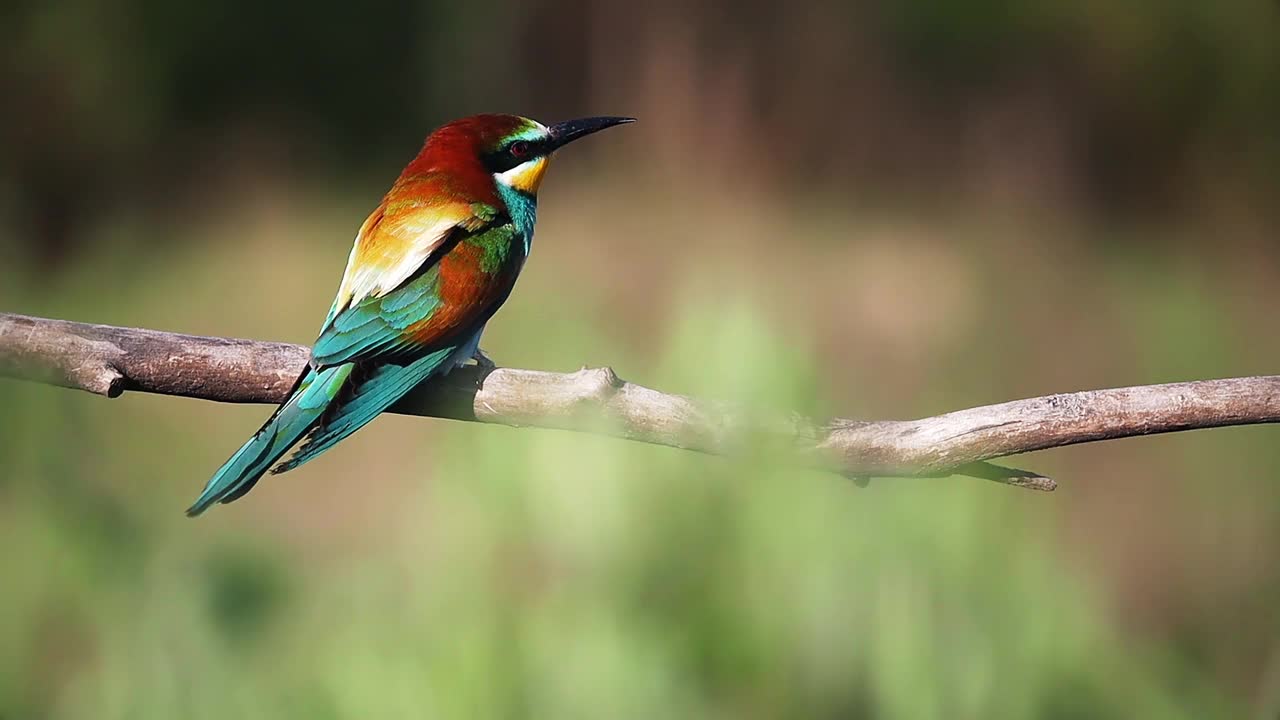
[407,114,634,198]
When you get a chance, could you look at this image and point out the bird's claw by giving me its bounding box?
[471,347,496,370]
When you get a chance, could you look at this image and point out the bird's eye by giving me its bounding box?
[509,141,531,159]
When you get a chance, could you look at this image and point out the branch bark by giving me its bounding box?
[3,311,1279,490]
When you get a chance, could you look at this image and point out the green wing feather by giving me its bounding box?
[272,346,459,475]
[311,266,445,367]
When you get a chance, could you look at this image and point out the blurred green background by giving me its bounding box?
[2,0,1279,717]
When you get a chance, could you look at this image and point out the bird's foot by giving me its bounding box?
[470,347,497,370]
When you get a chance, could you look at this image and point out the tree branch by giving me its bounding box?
[4,311,1279,490]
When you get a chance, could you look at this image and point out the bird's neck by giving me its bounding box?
[496,182,538,254]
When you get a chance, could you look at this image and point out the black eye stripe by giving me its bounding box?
[485,138,545,174]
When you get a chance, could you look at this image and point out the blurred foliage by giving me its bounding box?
[0,274,1250,718]
[3,0,1280,717]
[2,0,1278,264]
[3,198,1279,715]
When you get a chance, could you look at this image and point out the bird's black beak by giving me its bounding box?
[547,116,635,151]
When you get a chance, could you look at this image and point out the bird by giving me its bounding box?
[186,113,634,516]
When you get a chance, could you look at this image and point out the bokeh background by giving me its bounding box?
[3,1,1279,717]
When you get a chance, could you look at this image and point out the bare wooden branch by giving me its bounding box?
[3,311,1279,490]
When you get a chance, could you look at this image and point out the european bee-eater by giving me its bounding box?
[187,113,633,516]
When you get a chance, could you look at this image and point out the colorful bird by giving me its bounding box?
[187,113,633,516]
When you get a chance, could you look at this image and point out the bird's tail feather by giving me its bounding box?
[186,364,353,516]
[272,346,456,475]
